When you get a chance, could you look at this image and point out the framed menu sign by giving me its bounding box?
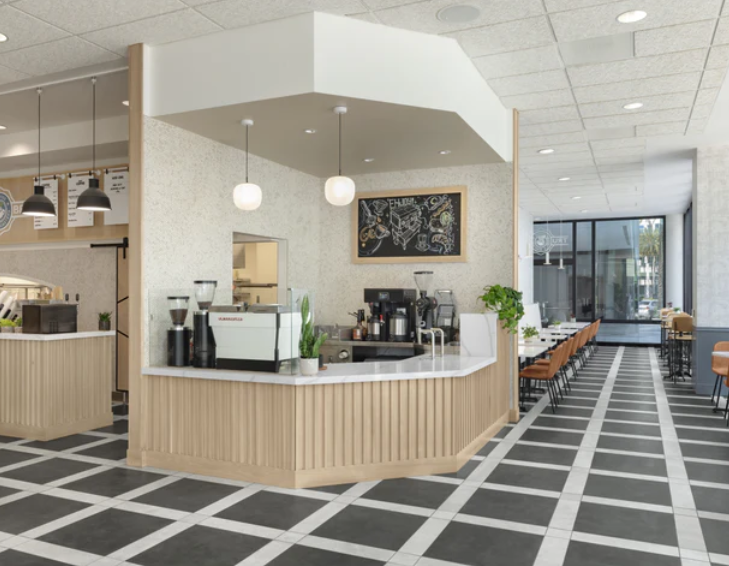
[34,178,59,230]
[67,175,94,228]
[352,186,467,264]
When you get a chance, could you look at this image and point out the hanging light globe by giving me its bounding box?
[233,182,262,211]
[324,175,355,206]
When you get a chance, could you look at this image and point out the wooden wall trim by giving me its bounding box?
[127,43,144,464]
[511,108,520,422]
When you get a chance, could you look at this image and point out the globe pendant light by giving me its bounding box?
[233,119,262,211]
[77,77,112,211]
[325,106,355,206]
[22,88,56,217]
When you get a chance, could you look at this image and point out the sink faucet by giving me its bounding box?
[431,327,445,357]
[417,327,443,358]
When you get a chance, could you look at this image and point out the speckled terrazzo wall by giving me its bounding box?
[142,117,321,365]
[317,164,514,325]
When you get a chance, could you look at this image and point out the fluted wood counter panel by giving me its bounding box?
[0,336,114,440]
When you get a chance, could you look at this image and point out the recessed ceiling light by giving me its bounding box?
[439,150,451,155]
[304,128,316,134]
[122,100,129,107]
[538,148,554,155]
[0,33,7,43]
[363,158,375,163]
[581,209,589,213]
[0,125,6,130]
[617,10,647,23]
[437,4,481,23]
[623,102,643,110]
[572,196,581,200]
[558,177,570,181]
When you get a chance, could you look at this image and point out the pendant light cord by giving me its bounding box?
[245,123,249,184]
[92,77,96,172]
[37,88,42,182]
[338,112,342,176]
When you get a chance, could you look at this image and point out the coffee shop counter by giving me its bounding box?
[0,331,114,440]
[135,320,511,489]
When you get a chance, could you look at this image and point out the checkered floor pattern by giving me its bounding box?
[0,346,727,565]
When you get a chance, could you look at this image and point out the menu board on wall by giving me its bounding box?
[34,178,59,230]
[67,175,94,228]
[104,170,129,225]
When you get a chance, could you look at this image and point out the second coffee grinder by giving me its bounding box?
[193,280,217,368]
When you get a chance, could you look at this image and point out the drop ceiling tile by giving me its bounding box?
[584,107,691,129]
[635,121,686,136]
[634,19,715,56]
[474,45,563,80]
[348,12,380,23]
[489,69,570,96]
[180,0,218,5]
[522,158,596,171]
[594,154,643,165]
[590,138,646,151]
[691,104,714,119]
[361,0,417,8]
[549,0,723,43]
[447,16,553,57]
[572,72,702,103]
[0,5,69,53]
[520,105,581,125]
[519,132,586,148]
[714,17,729,44]
[586,126,635,140]
[567,50,706,88]
[687,116,708,133]
[197,0,366,29]
[0,62,29,84]
[502,88,575,111]
[706,44,729,68]
[520,141,589,155]
[12,0,186,34]
[700,68,727,89]
[0,37,121,76]
[81,9,221,55]
[559,32,634,66]
[372,0,544,34]
[592,147,646,158]
[579,92,697,118]
[520,119,584,137]
[694,88,719,106]
[521,150,593,163]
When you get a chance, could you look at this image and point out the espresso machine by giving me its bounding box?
[364,288,417,342]
[414,271,437,338]
[167,296,191,366]
[192,280,217,368]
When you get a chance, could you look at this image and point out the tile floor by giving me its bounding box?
[597,323,661,345]
[0,346,726,566]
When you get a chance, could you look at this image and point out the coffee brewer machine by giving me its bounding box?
[414,271,437,337]
[167,296,191,366]
[364,288,417,342]
[193,280,217,368]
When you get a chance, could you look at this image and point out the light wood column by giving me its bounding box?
[510,108,520,422]
[127,43,144,465]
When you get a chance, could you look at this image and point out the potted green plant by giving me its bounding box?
[523,325,539,343]
[0,319,15,334]
[98,312,112,331]
[553,319,562,327]
[478,285,524,334]
[14,317,22,333]
[299,295,328,376]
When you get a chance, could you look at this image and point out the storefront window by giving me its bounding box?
[534,222,573,325]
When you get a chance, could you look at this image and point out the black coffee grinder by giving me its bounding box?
[414,271,437,338]
[193,280,217,368]
[167,296,191,366]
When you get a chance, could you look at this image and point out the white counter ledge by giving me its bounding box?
[142,354,497,385]
[0,331,115,341]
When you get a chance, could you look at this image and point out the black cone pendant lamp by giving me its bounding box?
[77,77,112,212]
[22,88,56,217]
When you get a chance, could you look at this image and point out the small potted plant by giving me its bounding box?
[523,325,539,343]
[0,319,15,334]
[569,312,576,323]
[299,295,327,376]
[14,317,22,333]
[478,285,525,334]
[98,312,112,331]
[553,319,562,327]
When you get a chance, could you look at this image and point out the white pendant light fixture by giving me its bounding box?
[544,217,552,265]
[233,119,262,211]
[22,88,56,217]
[77,77,112,212]
[558,215,565,270]
[325,106,355,206]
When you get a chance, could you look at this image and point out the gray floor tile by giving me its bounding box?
[548,406,594,419]
[438,458,481,479]
[611,393,656,402]
[506,443,577,466]
[584,474,671,506]
[461,487,558,526]
[560,398,598,408]
[217,490,327,530]
[605,410,660,424]
[267,545,384,566]
[591,452,667,477]
[519,428,584,446]
[425,521,543,566]
[486,463,569,492]
[669,404,716,416]
[0,494,89,535]
[607,401,658,412]
[94,420,129,434]
[306,483,356,495]
[132,478,242,513]
[74,439,128,461]
[24,434,100,452]
[680,441,729,461]
[600,422,662,438]
[685,460,729,484]
[63,467,168,498]
[477,441,500,457]
[675,427,729,443]
[701,516,729,555]
[563,540,679,566]
[691,484,729,514]
[0,550,71,566]
[532,417,590,431]
[0,448,39,468]
[574,502,677,546]
[673,415,729,429]
[362,478,457,509]
[0,457,98,484]
[597,435,664,455]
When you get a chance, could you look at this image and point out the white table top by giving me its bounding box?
[519,344,550,358]
[550,322,590,329]
[143,354,497,386]
[0,331,115,341]
[713,352,729,359]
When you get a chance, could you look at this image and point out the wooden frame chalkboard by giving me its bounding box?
[352,186,467,264]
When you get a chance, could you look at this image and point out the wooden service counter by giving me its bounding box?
[137,328,511,488]
[0,331,114,440]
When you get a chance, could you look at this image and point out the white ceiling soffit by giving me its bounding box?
[146,12,512,164]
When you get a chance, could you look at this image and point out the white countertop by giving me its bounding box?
[142,354,497,385]
[0,331,115,341]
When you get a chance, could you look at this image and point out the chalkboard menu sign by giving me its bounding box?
[352,186,467,264]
